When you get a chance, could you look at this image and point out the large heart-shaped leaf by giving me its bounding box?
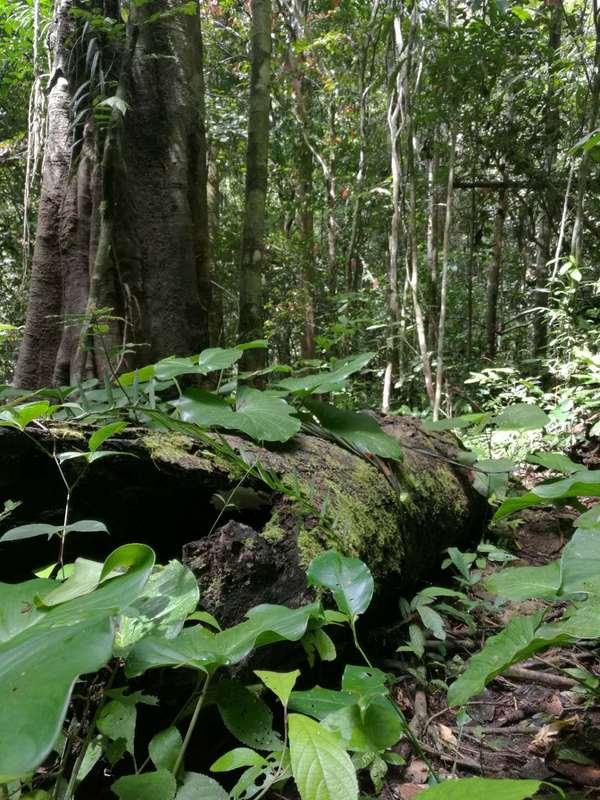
[307,550,374,618]
[235,386,301,442]
[289,714,358,800]
[0,545,154,779]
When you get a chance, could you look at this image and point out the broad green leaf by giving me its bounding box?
[417,605,446,640]
[493,403,549,431]
[275,353,374,396]
[89,421,127,452]
[0,401,53,430]
[423,413,491,432]
[112,770,176,800]
[197,347,243,374]
[341,665,388,703]
[216,680,282,750]
[0,544,154,779]
[155,356,197,381]
[117,364,157,386]
[417,777,544,799]
[446,612,567,707]
[255,669,300,706]
[494,469,600,520]
[485,562,561,601]
[149,727,182,772]
[172,388,236,429]
[235,386,301,442]
[97,699,137,755]
[176,772,228,800]
[173,387,301,443]
[304,400,402,459]
[115,560,199,651]
[322,697,402,752]
[236,339,269,351]
[210,747,266,772]
[126,602,323,677]
[1,519,108,542]
[559,529,600,596]
[37,558,104,606]
[307,550,374,618]
[574,504,600,528]
[526,452,580,474]
[289,714,358,800]
[289,688,356,720]
[0,579,56,641]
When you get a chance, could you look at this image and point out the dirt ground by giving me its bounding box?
[380,505,600,800]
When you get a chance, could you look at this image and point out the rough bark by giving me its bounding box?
[238,0,272,370]
[15,0,211,389]
[0,418,488,625]
[486,189,507,361]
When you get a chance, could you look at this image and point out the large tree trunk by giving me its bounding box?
[238,0,272,370]
[15,0,211,389]
[0,417,488,625]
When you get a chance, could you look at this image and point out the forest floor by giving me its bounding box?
[381,502,600,800]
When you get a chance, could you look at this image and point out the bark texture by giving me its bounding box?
[238,0,272,370]
[15,0,211,389]
[0,417,488,625]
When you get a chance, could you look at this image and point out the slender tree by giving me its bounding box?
[238,0,272,369]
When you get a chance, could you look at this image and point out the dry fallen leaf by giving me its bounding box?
[529,717,578,755]
[404,758,429,784]
[398,785,427,800]
[435,722,458,749]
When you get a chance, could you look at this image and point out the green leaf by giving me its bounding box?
[275,353,374,396]
[289,714,358,800]
[149,727,183,772]
[417,606,446,640]
[304,400,402,459]
[485,562,561,601]
[341,665,388,703]
[493,403,550,431]
[235,386,301,442]
[307,550,374,618]
[126,602,324,677]
[210,747,266,772]
[173,386,301,443]
[255,669,300,706]
[1,519,108,542]
[38,557,104,606]
[198,347,244,373]
[115,560,199,652]
[112,770,176,800]
[494,469,600,520]
[417,777,544,799]
[0,545,154,779]
[574,504,600,529]
[176,773,229,800]
[526,452,580,474]
[216,680,282,750]
[97,699,137,755]
[88,421,127,452]
[447,612,558,707]
[423,413,491,432]
[322,698,403,752]
[289,688,356,720]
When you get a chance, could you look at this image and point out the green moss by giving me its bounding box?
[293,457,404,576]
[49,425,86,442]
[142,432,212,470]
[260,509,286,543]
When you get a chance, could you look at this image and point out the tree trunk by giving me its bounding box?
[238,0,272,370]
[0,418,488,625]
[207,144,224,346]
[15,0,212,389]
[533,2,561,358]
[486,189,507,361]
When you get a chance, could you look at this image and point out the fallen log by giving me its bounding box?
[0,416,487,623]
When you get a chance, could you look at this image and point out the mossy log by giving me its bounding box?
[0,417,488,623]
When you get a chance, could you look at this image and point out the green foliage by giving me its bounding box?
[417,778,548,799]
